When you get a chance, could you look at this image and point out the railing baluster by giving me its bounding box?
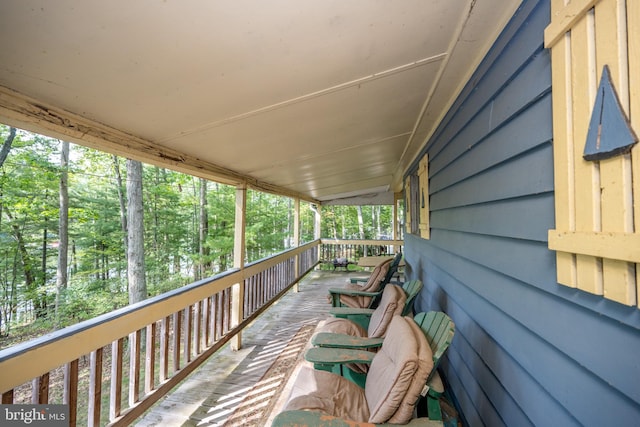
[110,339,123,421]
[194,300,202,355]
[128,329,141,407]
[31,372,49,404]
[204,296,211,346]
[64,359,79,427]
[210,294,218,342]
[183,306,192,363]
[172,311,181,373]
[160,316,170,381]
[145,322,156,394]
[88,348,103,427]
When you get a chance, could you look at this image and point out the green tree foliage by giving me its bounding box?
[0,124,394,343]
[321,205,393,240]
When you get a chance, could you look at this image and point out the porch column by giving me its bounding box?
[293,198,300,292]
[314,204,322,240]
[393,192,402,253]
[231,184,246,351]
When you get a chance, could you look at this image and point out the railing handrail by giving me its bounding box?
[0,240,321,392]
[319,238,404,246]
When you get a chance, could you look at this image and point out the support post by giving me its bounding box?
[314,204,322,240]
[393,192,403,254]
[293,198,300,292]
[231,185,246,351]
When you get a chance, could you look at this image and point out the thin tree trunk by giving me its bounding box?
[126,159,147,304]
[356,206,365,239]
[0,127,16,167]
[198,178,209,280]
[56,141,69,323]
[112,156,128,254]
[5,208,39,317]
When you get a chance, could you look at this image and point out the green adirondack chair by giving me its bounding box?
[273,315,442,426]
[327,258,393,309]
[349,251,403,286]
[302,311,455,422]
[312,279,422,348]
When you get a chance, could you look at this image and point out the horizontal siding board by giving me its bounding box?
[430,143,554,210]
[489,50,552,130]
[428,1,550,160]
[430,93,553,190]
[407,236,640,426]
[430,193,554,242]
[445,345,510,427]
[428,229,556,291]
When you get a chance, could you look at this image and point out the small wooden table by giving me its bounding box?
[357,256,405,268]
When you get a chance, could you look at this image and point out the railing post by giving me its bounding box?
[314,204,321,240]
[231,184,246,351]
[394,191,402,252]
[293,198,300,292]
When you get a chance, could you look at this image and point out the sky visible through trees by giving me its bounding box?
[0,124,394,346]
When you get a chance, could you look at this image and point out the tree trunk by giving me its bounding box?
[356,206,365,239]
[0,127,16,167]
[198,178,209,280]
[126,159,147,304]
[56,141,69,322]
[112,156,127,254]
[5,208,40,317]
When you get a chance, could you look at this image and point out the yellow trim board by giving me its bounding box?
[549,230,640,263]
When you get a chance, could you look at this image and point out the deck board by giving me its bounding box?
[135,270,360,427]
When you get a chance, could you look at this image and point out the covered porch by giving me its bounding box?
[2,1,640,426]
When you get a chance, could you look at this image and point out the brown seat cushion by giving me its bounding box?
[283,365,370,422]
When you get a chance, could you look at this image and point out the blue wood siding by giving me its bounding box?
[405,1,640,425]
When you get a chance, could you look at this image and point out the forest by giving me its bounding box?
[0,124,394,347]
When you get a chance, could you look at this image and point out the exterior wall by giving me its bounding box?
[405,0,640,425]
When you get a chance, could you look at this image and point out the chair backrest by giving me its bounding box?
[412,311,455,381]
[367,284,406,337]
[382,252,403,283]
[364,316,432,424]
[359,258,392,292]
[400,279,423,316]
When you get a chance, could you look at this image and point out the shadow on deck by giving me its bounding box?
[135,269,361,427]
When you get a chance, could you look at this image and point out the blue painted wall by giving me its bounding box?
[405,1,640,425]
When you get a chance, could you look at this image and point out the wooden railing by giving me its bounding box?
[0,242,319,427]
[319,238,404,268]
[0,239,400,426]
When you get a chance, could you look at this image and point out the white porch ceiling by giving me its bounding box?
[0,0,521,204]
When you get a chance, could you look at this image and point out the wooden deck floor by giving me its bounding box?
[135,269,361,427]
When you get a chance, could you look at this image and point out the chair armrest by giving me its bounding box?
[328,288,382,297]
[305,347,375,367]
[329,307,375,318]
[311,332,384,349]
[426,370,445,398]
[349,276,369,284]
[272,410,444,426]
[328,288,382,308]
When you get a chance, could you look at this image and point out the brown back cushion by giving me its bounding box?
[364,316,419,423]
[367,285,406,338]
[386,316,434,423]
